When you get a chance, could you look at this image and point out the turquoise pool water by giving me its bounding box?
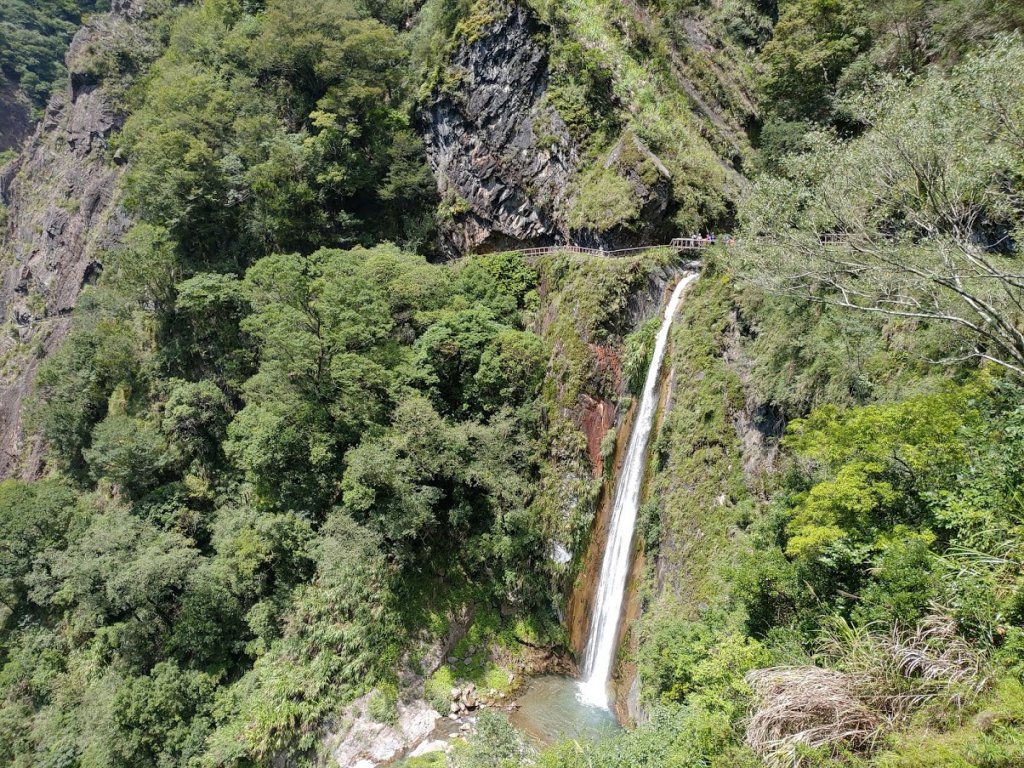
[509,675,620,745]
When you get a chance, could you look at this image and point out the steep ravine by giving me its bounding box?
[533,256,688,697]
[615,271,783,724]
[578,274,698,709]
[531,253,684,606]
[317,252,687,767]
[558,267,786,726]
[566,270,704,722]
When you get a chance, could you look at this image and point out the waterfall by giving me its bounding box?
[577,273,698,709]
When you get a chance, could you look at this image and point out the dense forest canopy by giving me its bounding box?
[0,0,109,110]
[1,0,1024,767]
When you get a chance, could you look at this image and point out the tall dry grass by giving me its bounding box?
[745,612,989,766]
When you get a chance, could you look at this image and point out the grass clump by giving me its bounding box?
[368,682,399,725]
[425,666,455,713]
[567,165,639,232]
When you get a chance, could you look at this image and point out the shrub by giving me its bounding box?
[567,166,639,232]
[745,614,990,764]
[425,665,455,713]
[622,316,659,395]
[368,682,399,725]
[84,414,179,497]
[452,711,528,768]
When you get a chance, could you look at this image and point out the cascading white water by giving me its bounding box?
[577,273,698,709]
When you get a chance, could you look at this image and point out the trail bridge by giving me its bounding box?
[489,237,716,260]
[485,233,847,260]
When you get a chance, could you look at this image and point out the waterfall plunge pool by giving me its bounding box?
[390,676,618,766]
[508,675,620,745]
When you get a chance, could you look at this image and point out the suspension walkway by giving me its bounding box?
[487,233,847,260]
[490,237,716,260]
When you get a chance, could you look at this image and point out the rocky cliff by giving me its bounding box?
[0,2,140,478]
[419,0,759,257]
[0,80,34,154]
[421,2,579,256]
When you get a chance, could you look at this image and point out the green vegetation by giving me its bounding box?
[531,0,758,235]
[115,0,437,263]
[0,0,108,110]
[567,166,640,232]
[8,235,559,763]
[5,0,1024,766]
[756,0,1024,164]
[458,7,1024,767]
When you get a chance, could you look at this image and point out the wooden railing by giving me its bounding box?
[484,233,848,261]
[511,244,680,258]
[488,241,706,259]
[670,237,718,249]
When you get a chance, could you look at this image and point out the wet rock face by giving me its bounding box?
[0,5,136,478]
[421,1,578,256]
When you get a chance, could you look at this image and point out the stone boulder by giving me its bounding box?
[322,696,440,768]
[449,682,480,716]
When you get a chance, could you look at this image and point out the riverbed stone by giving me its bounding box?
[410,739,449,758]
[322,696,440,767]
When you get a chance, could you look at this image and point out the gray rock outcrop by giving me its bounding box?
[0,79,33,154]
[321,695,440,768]
[0,3,139,478]
[421,1,579,256]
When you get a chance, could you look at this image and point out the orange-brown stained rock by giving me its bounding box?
[565,397,637,659]
[579,344,622,477]
[579,395,616,477]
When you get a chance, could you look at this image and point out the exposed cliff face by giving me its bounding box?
[421,2,579,256]
[419,0,761,257]
[0,4,138,478]
[0,79,34,154]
